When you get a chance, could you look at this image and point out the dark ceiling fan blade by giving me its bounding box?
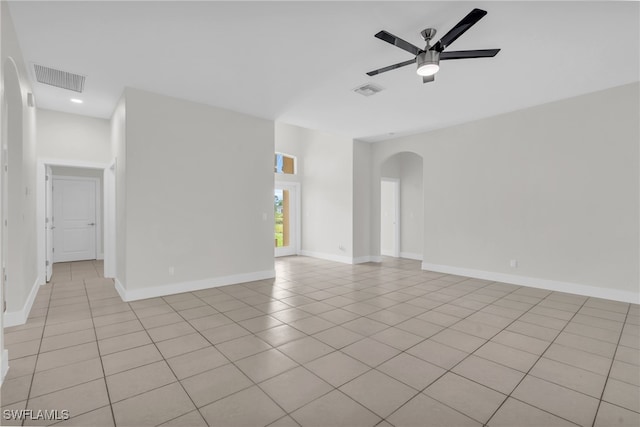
[422,75,435,84]
[431,8,487,52]
[375,30,421,56]
[440,49,500,60]
[366,59,415,76]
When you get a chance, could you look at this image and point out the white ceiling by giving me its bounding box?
[8,1,639,141]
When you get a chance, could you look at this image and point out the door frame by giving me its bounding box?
[274,181,301,257]
[36,159,113,284]
[52,175,100,263]
[380,178,400,258]
[45,166,53,281]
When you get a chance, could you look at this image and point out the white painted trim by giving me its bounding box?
[97,253,104,260]
[37,158,111,285]
[1,349,8,386]
[4,276,40,327]
[421,262,639,304]
[353,255,382,264]
[400,252,422,261]
[114,277,127,301]
[114,270,276,302]
[275,181,301,258]
[300,250,355,265]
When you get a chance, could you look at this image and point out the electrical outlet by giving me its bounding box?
[168,266,175,276]
[510,259,518,268]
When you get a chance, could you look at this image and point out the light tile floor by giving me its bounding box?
[1,257,639,426]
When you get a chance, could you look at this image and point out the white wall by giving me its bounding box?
[275,122,354,262]
[37,108,111,164]
[381,152,423,259]
[111,96,126,287]
[2,1,38,331]
[352,140,371,261]
[116,88,274,299]
[380,179,396,257]
[369,83,639,302]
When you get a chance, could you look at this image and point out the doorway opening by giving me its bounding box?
[380,178,400,257]
[380,152,424,260]
[37,160,115,283]
[274,182,300,257]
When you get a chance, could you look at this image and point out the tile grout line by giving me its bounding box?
[378,278,540,426]
[482,294,595,426]
[82,274,118,427]
[21,278,54,427]
[125,298,215,427]
[590,303,632,427]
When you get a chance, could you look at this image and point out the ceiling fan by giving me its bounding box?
[367,8,500,83]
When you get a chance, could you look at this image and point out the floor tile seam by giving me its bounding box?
[544,340,618,364]
[596,399,640,415]
[81,277,117,427]
[484,293,594,426]
[523,360,610,400]
[286,387,386,425]
[25,369,106,402]
[46,404,112,426]
[395,285,573,425]
[382,381,487,426]
[604,372,640,388]
[92,315,142,330]
[127,299,213,427]
[23,278,54,427]
[496,395,585,427]
[590,304,632,427]
[385,279,527,361]
[253,364,338,418]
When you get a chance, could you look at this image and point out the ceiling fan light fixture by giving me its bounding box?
[416,51,440,76]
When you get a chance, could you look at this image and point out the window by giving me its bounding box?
[275,153,295,174]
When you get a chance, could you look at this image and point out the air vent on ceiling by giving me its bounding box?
[33,64,85,93]
[353,83,384,97]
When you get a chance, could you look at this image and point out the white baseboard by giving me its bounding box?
[1,349,8,386]
[114,277,127,301]
[300,251,384,265]
[400,252,422,261]
[300,250,354,265]
[421,262,639,304]
[4,276,41,327]
[352,255,383,264]
[114,270,276,302]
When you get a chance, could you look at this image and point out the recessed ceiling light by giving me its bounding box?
[70,98,83,104]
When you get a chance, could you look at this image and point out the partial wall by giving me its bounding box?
[116,88,275,300]
[2,1,39,328]
[275,122,355,263]
[369,83,639,303]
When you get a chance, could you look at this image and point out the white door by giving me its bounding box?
[275,183,299,257]
[45,166,53,281]
[381,179,400,257]
[53,177,97,262]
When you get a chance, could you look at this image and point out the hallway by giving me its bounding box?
[1,257,638,426]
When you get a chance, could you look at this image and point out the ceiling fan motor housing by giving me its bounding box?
[416,50,440,76]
